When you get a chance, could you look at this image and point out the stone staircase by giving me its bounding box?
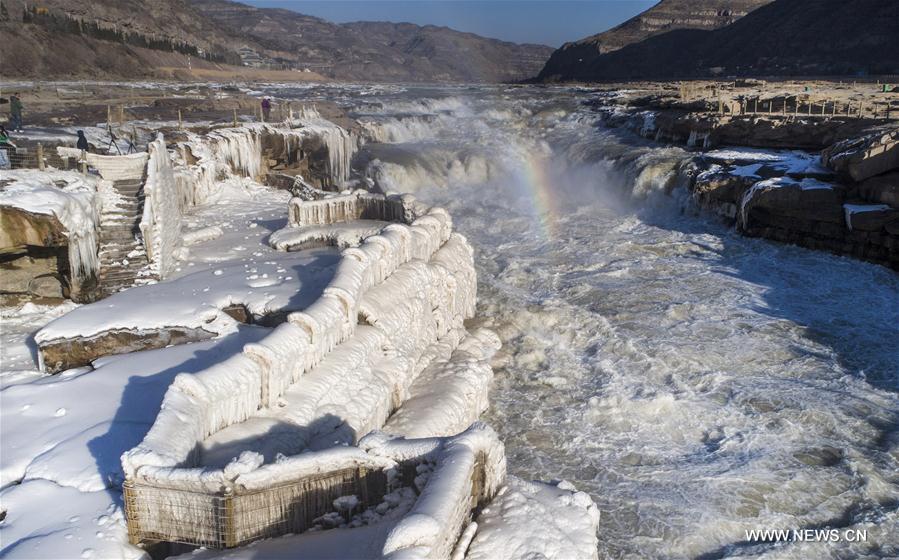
[97,178,156,296]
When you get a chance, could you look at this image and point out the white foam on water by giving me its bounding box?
[311,86,899,559]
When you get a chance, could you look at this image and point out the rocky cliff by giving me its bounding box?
[537,0,899,82]
[0,0,552,82]
[537,0,770,82]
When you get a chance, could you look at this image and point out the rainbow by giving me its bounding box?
[519,152,562,241]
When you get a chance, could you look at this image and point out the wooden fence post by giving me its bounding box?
[80,150,88,174]
[37,143,44,171]
[858,103,863,118]
[107,105,111,128]
[178,109,183,130]
[233,108,238,127]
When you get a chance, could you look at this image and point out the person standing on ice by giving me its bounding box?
[261,97,271,122]
[9,93,23,132]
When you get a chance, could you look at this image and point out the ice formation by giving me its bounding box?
[140,134,183,277]
[0,170,100,283]
[463,477,601,560]
[118,184,512,554]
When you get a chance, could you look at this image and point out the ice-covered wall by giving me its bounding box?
[288,190,419,227]
[175,121,358,207]
[140,134,183,278]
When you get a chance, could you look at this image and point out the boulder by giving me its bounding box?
[857,171,899,207]
[0,254,64,295]
[38,326,216,374]
[741,178,846,228]
[822,130,899,182]
[0,206,67,250]
[29,274,65,299]
[843,204,899,232]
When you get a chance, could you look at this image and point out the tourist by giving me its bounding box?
[261,97,271,122]
[76,130,89,151]
[9,93,23,132]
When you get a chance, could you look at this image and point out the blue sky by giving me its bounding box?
[242,1,656,47]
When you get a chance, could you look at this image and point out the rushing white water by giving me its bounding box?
[264,85,899,559]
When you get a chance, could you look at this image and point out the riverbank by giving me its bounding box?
[584,80,899,269]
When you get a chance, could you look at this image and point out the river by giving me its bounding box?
[268,84,899,559]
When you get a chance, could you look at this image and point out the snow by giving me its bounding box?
[0,301,79,388]
[464,477,600,560]
[1,328,268,491]
[0,328,269,557]
[704,147,831,177]
[0,479,146,560]
[182,225,224,246]
[34,249,339,346]
[844,203,892,215]
[0,170,100,282]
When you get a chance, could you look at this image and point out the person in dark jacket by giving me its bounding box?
[261,97,271,122]
[76,130,89,150]
[9,93,23,132]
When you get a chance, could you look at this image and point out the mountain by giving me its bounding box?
[537,0,771,82]
[0,0,552,82]
[537,0,899,82]
[186,0,553,83]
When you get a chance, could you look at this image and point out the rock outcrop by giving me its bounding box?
[689,152,899,268]
[857,172,899,207]
[538,0,769,82]
[822,130,899,182]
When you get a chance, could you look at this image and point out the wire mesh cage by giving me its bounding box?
[0,145,83,172]
[124,465,389,549]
